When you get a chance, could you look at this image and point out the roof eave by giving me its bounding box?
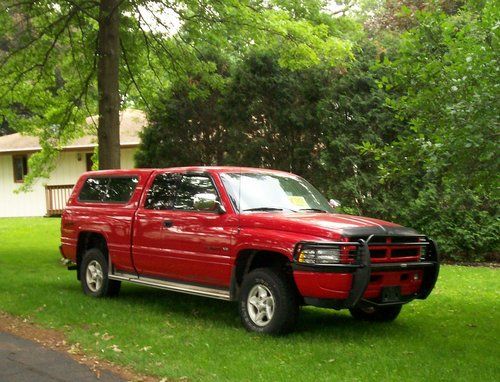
[0,142,140,155]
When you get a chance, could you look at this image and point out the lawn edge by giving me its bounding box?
[0,310,162,382]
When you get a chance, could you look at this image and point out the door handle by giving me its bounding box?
[163,220,174,228]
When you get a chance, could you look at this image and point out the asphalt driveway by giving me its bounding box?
[0,332,124,382]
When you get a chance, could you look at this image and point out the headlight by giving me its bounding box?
[297,246,341,264]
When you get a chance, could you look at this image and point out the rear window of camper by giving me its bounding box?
[78,176,139,203]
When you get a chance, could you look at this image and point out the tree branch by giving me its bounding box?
[120,39,151,113]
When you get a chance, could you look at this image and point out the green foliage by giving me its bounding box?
[137,37,400,209]
[366,1,500,260]
[316,41,403,212]
[0,1,100,190]
[137,48,340,187]
[135,48,233,167]
[226,51,332,185]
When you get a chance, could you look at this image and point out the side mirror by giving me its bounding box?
[329,199,341,209]
[193,193,226,214]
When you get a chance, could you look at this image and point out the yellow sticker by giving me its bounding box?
[288,196,309,208]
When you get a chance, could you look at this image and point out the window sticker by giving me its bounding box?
[288,196,309,208]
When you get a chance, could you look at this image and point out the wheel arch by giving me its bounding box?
[76,231,109,280]
[230,249,296,300]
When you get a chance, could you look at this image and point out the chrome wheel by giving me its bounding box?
[85,260,103,292]
[247,284,275,327]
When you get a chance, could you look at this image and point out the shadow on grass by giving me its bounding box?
[57,281,416,339]
[48,274,426,342]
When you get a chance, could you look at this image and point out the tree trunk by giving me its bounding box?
[97,0,121,169]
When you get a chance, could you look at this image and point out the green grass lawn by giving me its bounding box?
[0,217,498,381]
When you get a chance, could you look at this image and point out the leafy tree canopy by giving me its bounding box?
[0,0,353,189]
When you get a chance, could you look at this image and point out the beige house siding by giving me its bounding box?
[0,154,46,217]
[0,109,145,218]
[0,148,139,218]
[120,148,136,169]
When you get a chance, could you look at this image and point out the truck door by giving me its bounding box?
[132,171,235,288]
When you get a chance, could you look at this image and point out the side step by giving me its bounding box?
[109,272,231,301]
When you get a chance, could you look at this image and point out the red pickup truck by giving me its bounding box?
[60,166,439,334]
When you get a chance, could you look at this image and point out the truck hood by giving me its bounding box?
[238,212,418,240]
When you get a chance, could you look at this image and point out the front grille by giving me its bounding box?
[369,249,387,258]
[392,248,419,258]
[347,235,423,263]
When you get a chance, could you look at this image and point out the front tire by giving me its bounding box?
[80,248,121,297]
[239,268,299,335]
[349,304,402,322]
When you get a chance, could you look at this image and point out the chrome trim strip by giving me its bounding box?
[108,273,230,300]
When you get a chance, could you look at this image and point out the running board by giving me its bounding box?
[109,272,231,301]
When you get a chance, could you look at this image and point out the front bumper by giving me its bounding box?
[292,238,440,309]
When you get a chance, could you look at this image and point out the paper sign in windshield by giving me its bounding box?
[288,196,309,208]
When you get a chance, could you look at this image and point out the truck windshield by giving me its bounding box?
[220,172,334,213]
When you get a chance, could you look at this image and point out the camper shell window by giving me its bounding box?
[78,176,139,203]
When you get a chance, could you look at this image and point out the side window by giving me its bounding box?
[175,175,219,211]
[78,176,138,203]
[144,173,178,210]
[107,177,139,202]
[79,178,108,201]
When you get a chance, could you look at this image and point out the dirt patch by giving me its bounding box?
[0,311,161,382]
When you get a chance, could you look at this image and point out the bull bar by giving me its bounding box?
[292,235,440,309]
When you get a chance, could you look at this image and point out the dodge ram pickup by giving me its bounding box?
[60,166,439,334]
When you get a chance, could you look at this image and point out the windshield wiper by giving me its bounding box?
[243,207,285,212]
[297,208,328,213]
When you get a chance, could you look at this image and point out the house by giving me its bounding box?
[0,109,146,218]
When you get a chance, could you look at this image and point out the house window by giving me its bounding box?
[13,155,28,183]
[86,153,94,171]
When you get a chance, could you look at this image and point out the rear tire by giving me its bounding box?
[349,304,402,322]
[239,268,299,335]
[80,248,121,297]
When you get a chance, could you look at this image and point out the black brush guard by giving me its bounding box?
[293,235,440,309]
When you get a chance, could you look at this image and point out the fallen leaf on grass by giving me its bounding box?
[109,344,122,353]
[68,343,81,354]
[101,332,114,341]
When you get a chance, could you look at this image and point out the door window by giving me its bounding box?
[175,175,219,211]
[144,173,179,210]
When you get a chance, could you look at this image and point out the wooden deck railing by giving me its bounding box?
[45,184,74,216]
